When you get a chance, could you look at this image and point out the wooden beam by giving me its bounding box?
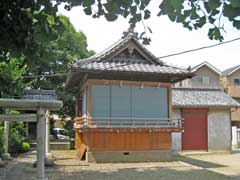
[87,79,171,88]
[168,86,172,119]
[0,114,37,122]
[87,84,92,126]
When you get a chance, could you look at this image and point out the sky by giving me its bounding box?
[58,2,240,71]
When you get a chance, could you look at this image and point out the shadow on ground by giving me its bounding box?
[174,155,226,168]
[1,151,240,180]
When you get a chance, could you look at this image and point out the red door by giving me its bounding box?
[182,109,208,150]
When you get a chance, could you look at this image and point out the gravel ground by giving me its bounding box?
[1,150,240,180]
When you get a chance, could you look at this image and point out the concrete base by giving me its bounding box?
[87,150,173,163]
[0,159,5,168]
[33,154,55,168]
[50,141,70,150]
[1,153,12,160]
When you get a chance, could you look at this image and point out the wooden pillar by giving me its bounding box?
[37,108,47,180]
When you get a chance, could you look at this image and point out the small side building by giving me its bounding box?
[66,32,193,162]
[172,87,239,152]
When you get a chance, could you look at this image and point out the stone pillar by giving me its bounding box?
[37,108,47,180]
[25,122,29,138]
[45,110,54,166]
[1,121,11,160]
[45,110,50,154]
[232,126,238,148]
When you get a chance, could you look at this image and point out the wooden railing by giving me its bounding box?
[74,117,183,129]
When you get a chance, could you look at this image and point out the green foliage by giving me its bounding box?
[8,121,27,154]
[23,15,94,118]
[0,53,28,98]
[61,0,240,42]
[1,0,239,51]
[0,0,62,55]
[21,142,31,152]
[157,0,240,41]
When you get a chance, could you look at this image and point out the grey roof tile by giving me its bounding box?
[172,88,240,107]
[74,34,163,66]
[76,61,190,74]
[23,89,57,100]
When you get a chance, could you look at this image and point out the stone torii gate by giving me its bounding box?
[0,98,62,180]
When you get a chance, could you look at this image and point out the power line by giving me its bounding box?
[158,37,240,59]
[23,73,68,78]
[22,37,240,78]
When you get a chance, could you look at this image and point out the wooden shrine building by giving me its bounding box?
[66,31,194,162]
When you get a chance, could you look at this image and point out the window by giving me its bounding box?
[202,76,209,84]
[234,79,240,86]
[91,85,169,120]
[192,76,209,84]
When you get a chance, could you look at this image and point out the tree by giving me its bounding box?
[0,0,239,51]
[0,54,29,154]
[0,0,66,54]
[0,53,28,98]
[23,15,94,118]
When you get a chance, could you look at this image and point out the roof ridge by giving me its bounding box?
[72,34,164,67]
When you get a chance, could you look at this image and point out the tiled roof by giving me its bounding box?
[222,65,240,76]
[74,34,163,66]
[23,89,57,100]
[70,34,191,76]
[66,33,194,88]
[72,61,191,74]
[172,88,240,107]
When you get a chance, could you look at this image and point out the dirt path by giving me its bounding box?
[1,150,240,180]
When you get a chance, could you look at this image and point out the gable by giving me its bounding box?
[228,67,240,78]
[107,43,154,64]
[101,39,158,64]
[192,65,220,85]
[192,62,221,75]
[228,69,240,84]
[196,65,220,77]
[222,65,240,76]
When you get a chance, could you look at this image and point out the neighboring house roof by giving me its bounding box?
[191,61,222,75]
[172,87,240,108]
[222,65,240,76]
[22,89,57,100]
[66,32,194,89]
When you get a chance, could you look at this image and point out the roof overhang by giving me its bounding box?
[66,68,193,91]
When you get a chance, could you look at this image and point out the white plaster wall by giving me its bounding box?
[208,109,231,151]
[171,108,182,151]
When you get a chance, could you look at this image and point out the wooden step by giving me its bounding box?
[77,144,87,160]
